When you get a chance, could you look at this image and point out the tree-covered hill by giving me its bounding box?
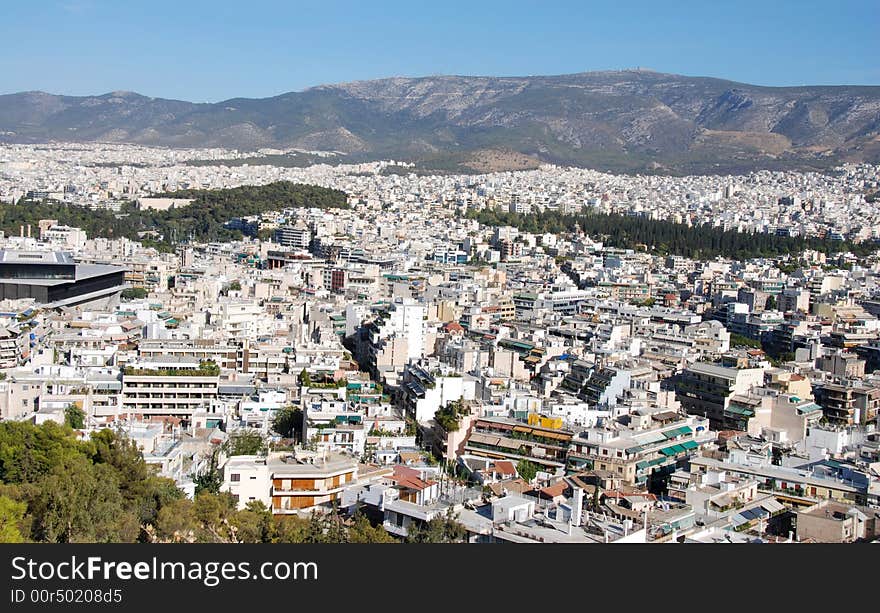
[465,208,877,260]
[0,181,348,249]
[0,420,394,543]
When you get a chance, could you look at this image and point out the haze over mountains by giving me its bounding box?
[2,70,880,174]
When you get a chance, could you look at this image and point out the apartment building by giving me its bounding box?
[567,410,714,489]
[138,339,239,370]
[221,450,358,513]
[361,298,427,378]
[675,361,764,429]
[814,383,880,426]
[274,224,313,250]
[400,360,475,423]
[463,416,574,471]
[121,358,220,421]
[689,455,867,505]
[796,500,880,542]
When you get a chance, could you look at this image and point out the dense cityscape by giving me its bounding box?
[0,141,878,544]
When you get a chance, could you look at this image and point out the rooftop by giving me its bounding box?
[0,250,74,265]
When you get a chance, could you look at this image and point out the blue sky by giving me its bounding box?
[1,0,877,101]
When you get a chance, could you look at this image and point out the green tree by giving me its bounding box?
[347,510,396,543]
[0,421,183,542]
[272,406,303,441]
[228,280,242,291]
[232,500,274,543]
[121,287,149,300]
[25,456,138,542]
[765,295,777,310]
[155,497,198,542]
[64,404,86,429]
[2,182,348,250]
[299,369,312,387]
[223,430,266,456]
[192,491,239,543]
[90,428,182,526]
[405,508,467,543]
[517,459,538,482]
[0,495,28,543]
[271,514,311,543]
[729,333,762,349]
[434,400,469,432]
[0,421,89,486]
[193,450,222,495]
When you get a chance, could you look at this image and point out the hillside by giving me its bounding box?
[2,71,879,173]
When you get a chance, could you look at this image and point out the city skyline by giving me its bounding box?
[1,0,879,556]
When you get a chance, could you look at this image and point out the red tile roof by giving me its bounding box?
[390,465,435,491]
[493,461,517,476]
[539,481,568,499]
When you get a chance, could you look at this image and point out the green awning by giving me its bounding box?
[636,460,651,470]
[660,447,676,457]
[726,405,755,417]
[662,425,692,439]
[671,444,686,454]
[681,440,698,450]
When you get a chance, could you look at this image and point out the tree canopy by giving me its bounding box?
[516,459,538,482]
[405,508,468,543]
[465,208,877,260]
[0,421,182,542]
[3,182,348,249]
[0,420,398,543]
[272,406,303,441]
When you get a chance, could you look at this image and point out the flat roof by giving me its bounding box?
[0,250,74,265]
[687,362,738,378]
[0,264,127,286]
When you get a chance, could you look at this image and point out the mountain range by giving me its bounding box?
[2,70,880,174]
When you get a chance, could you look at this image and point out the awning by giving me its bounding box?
[639,431,668,445]
[537,431,571,441]
[726,405,755,417]
[467,433,501,447]
[497,438,523,450]
[681,440,699,450]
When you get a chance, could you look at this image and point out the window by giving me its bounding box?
[230,473,240,482]
[250,476,257,480]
